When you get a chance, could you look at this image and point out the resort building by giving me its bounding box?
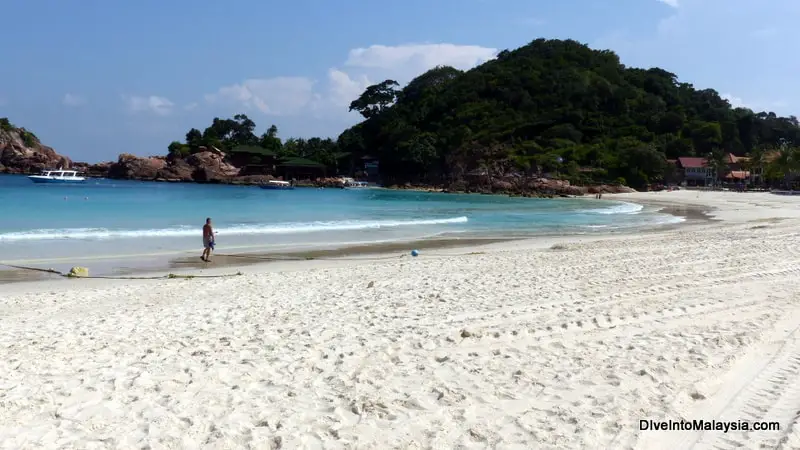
[676,157,716,186]
[675,153,759,186]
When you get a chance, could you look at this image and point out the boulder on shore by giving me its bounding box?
[587,184,637,194]
[72,161,113,178]
[106,151,240,182]
[107,154,167,180]
[185,151,240,182]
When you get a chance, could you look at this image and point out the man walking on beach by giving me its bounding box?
[202,218,215,262]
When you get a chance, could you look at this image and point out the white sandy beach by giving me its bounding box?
[2,190,800,449]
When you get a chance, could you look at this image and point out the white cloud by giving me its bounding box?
[205,43,497,118]
[721,93,746,109]
[328,43,496,111]
[722,93,788,112]
[657,0,679,8]
[62,93,86,107]
[327,69,370,108]
[344,43,497,72]
[205,77,317,116]
[123,95,174,115]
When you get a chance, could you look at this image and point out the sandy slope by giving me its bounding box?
[1,191,800,449]
[614,189,800,222]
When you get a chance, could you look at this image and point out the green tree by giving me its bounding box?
[199,114,258,150]
[349,80,400,119]
[745,145,770,185]
[21,131,38,147]
[705,148,728,186]
[281,138,301,158]
[768,140,800,187]
[689,122,723,154]
[0,117,14,132]
[168,141,190,158]
[185,128,203,148]
[259,124,282,153]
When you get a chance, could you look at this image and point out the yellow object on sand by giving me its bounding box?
[68,267,89,278]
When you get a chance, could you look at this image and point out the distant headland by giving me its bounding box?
[3,38,800,195]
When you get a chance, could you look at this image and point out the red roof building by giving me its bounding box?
[675,153,754,186]
[676,157,707,168]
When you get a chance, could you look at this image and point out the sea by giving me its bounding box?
[0,174,682,275]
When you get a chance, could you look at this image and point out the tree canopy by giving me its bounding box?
[166,115,340,169]
[335,38,800,188]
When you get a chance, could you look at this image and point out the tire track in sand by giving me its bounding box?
[633,309,800,450]
[446,296,779,357]
[442,263,800,334]
[778,409,800,450]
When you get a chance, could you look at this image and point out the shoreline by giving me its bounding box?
[0,197,707,285]
[0,171,622,197]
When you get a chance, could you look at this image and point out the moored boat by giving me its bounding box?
[28,168,86,184]
[341,177,369,188]
[259,180,294,190]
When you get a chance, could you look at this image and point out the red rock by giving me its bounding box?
[107,154,166,180]
[185,151,240,182]
[0,127,72,174]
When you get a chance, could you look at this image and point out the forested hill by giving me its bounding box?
[337,38,800,188]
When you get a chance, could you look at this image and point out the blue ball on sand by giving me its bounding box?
[411,249,419,257]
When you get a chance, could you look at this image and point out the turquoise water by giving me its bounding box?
[0,174,680,268]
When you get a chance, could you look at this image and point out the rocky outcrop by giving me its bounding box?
[390,176,636,197]
[229,175,275,185]
[0,124,72,174]
[586,184,637,194]
[525,178,585,196]
[72,161,113,178]
[157,158,194,181]
[108,154,167,180]
[105,150,241,183]
[185,151,240,182]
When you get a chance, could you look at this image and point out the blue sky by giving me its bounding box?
[1,0,798,162]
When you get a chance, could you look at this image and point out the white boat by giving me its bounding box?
[259,180,294,190]
[28,168,86,184]
[342,177,369,188]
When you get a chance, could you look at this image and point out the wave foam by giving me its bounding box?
[580,201,644,215]
[0,216,469,242]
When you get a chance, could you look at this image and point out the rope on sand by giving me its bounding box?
[0,250,487,281]
[0,263,243,281]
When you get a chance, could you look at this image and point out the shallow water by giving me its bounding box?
[0,174,681,267]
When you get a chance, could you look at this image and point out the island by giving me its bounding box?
[3,38,800,195]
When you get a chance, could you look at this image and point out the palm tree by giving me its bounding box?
[745,146,769,187]
[768,142,800,189]
[705,149,728,188]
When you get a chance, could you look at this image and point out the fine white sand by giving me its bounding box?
[2,190,800,449]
